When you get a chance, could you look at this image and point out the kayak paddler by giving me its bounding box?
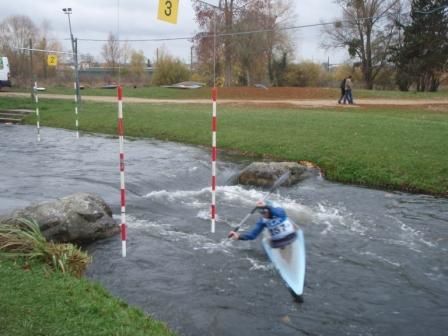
[228,200,297,248]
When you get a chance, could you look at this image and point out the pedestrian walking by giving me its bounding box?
[338,77,346,104]
[343,75,354,104]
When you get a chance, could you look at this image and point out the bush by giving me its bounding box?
[284,61,327,87]
[152,51,190,86]
[0,218,91,277]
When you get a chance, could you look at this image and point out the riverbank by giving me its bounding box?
[1,95,446,196]
[0,258,175,336]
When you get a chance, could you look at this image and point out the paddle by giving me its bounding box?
[228,171,290,236]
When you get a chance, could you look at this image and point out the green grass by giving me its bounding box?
[0,259,175,336]
[1,96,447,195]
[0,95,447,333]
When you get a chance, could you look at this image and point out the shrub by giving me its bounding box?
[152,51,190,86]
[284,61,327,87]
[0,218,91,277]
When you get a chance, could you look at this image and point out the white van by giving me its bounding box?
[0,57,11,89]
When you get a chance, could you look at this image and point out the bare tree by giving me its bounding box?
[0,15,38,81]
[35,20,62,79]
[80,53,97,69]
[323,0,400,89]
[101,32,121,72]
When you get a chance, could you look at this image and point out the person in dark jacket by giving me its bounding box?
[338,77,346,104]
[228,200,297,248]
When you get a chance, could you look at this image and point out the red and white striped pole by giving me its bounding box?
[117,86,127,257]
[74,82,79,138]
[34,82,40,142]
[211,87,218,233]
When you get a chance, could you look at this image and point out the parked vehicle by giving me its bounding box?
[0,57,11,89]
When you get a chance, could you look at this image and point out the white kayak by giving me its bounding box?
[262,229,306,301]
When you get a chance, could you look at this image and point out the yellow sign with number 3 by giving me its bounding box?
[157,0,179,24]
[47,55,58,66]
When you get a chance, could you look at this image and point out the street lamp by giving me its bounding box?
[62,8,73,45]
[62,7,81,104]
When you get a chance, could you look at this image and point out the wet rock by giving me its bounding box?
[0,192,118,244]
[238,162,309,187]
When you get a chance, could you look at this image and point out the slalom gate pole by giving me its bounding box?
[117,86,127,257]
[33,82,40,142]
[211,87,218,233]
[73,82,79,138]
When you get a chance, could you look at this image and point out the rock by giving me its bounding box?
[238,162,308,187]
[0,192,118,244]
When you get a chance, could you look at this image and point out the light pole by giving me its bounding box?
[62,7,81,104]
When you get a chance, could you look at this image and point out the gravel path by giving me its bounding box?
[2,91,448,107]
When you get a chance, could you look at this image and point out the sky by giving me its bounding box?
[0,0,347,65]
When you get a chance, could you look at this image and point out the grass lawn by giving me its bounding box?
[1,96,447,196]
[0,95,447,335]
[0,259,175,336]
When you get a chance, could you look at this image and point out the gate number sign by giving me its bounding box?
[157,0,179,24]
[47,55,58,66]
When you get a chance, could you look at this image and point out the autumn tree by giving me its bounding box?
[323,0,400,89]
[192,0,294,86]
[234,0,294,85]
[192,0,239,86]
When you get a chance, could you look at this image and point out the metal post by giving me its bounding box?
[63,8,81,137]
[213,11,216,87]
[74,38,81,103]
[190,45,193,74]
[29,39,34,100]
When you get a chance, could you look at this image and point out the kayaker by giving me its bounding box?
[228,200,297,248]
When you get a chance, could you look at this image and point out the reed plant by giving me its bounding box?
[0,218,91,277]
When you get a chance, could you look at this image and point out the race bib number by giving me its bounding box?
[268,219,294,238]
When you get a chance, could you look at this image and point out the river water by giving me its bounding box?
[1,125,447,336]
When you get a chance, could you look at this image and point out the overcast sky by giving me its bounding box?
[0,0,347,64]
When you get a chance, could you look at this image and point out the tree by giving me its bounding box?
[391,0,448,91]
[323,0,400,89]
[0,15,38,81]
[234,0,294,86]
[80,53,97,68]
[34,20,62,80]
[192,0,294,86]
[192,0,240,86]
[101,32,121,72]
[129,50,146,84]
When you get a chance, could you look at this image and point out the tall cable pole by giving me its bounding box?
[63,8,81,138]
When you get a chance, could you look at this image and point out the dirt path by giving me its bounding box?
[2,91,448,108]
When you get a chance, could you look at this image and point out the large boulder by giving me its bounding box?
[0,192,118,244]
[238,162,309,187]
